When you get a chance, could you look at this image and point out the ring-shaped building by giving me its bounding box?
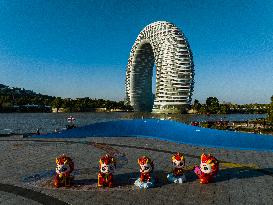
[125,21,194,113]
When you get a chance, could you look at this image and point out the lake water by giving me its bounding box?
[0,112,267,134]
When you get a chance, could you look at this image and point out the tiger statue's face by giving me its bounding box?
[200,153,219,175]
[99,154,116,174]
[55,155,74,175]
[56,163,71,175]
[138,156,154,173]
[171,152,185,169]
[200,162,212,174]
[139,163,152,173]
[172,159,185,169]
[100,162,115,174]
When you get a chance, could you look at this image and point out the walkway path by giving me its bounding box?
[0,135,273,204]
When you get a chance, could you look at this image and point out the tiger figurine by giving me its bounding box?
[98,154,116,188]
[167,152,186,183]
[54,154,74,188]
[134,156,155,189]
[194,153,219,184]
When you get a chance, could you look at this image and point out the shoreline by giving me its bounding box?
[0,112,271,136]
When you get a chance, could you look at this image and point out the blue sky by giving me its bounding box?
[0,0,272,104]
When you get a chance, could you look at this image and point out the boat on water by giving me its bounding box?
[66,116,77,130]
[53,116,77,133]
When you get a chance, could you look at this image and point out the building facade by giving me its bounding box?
[125,21,194,113]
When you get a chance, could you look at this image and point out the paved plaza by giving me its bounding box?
[0,135,273,205]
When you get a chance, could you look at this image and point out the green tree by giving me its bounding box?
[220,103,231,114]
[192,99,202,113]
[199,104,207,114]
[63,98,75,112]
[206,97,220,114]
[52,97,63,112]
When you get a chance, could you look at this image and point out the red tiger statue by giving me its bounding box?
[138,156,154,183]
[134,156,155,189]
[98,154,116,188]
[172,152,185,177]
[167,152,186,183]
[194,153,219,184]
[54,154,74,188]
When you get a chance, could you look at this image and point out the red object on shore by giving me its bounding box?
[53,155,74,188]
[171,152,185,177]
[194,153,219,184]
[98,154,116,187]
[138,156,154,182]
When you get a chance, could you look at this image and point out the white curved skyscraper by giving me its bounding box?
[125,21,194,113]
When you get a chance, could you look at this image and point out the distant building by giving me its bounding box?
[125,21,194,113]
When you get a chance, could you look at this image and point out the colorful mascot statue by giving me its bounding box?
[134,156,155,189]
[98,154,116,188]
[194,153,219,184]
[54,154,74,188]
[167,152,186,183]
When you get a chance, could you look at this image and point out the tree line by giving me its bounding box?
[0,84,132,112]
[51,97,132,112]
[191,97,270,115]
[0,84,272,119]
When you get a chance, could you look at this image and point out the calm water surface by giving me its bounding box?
[0,112,267,134]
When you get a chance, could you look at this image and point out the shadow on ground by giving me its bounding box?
[73,178,97,186]
[216,167,273,182]
[115,167,273,186]
[36,167,273,189]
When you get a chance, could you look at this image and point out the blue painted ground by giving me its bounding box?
[32,119,273,152]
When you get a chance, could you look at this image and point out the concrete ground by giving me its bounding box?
[0,135,273,205]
